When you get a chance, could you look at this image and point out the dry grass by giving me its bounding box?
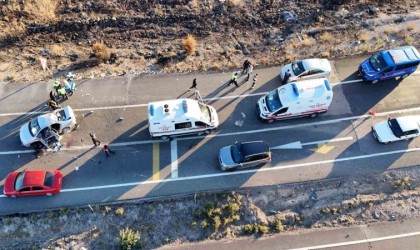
[320,51,331,58]
[23,0,58,23]
[300,35,315,47]
[0,19,26,38]
[50,44,65,57]
[383,26,396,36]
[358,31,371,43]
[182,34,197,56]
[92,42,111,63]
[406,22,416,32]
[319,32,332,43]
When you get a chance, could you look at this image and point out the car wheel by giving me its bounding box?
[46,193,53,196]
[370,79,379,84]
[204,129,212,135]
[402,74,409,79]
[310,113,318,118]
[62,127,70,134]
[161,135,170,141]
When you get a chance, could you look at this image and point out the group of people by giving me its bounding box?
[46,72,75,111]
[228,60,258,89]
[90,133,115,158]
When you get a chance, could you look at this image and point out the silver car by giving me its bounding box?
[219,141,271,171]
[280,58,331,83]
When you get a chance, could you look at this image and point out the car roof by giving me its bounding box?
[382,46,420,65]
[395,116,420,132]
[239,141,269,156]
[37,113,58,128]
[301,58,331,71]
[22,170,47,187]
[278,78,332,106]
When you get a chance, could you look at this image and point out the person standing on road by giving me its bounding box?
[228,72,239,87]
[57,85,68,100]
[246,63,253,81]
[103,145,115,157]
[49,90,57,103]
[187,78,197,92]
[90,133,101,146]
[242,60,251,74]
[251,74,258,89]
[52,80,61,94]
[283,69,291,85]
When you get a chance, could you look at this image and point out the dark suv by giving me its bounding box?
[218,141,271,171]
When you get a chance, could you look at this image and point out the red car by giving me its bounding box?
[3,170,63,197]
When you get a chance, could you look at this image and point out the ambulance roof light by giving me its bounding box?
[292,83,299,96]
[149,104,154,116]
[182,100,188,113]
[324,79,331,91]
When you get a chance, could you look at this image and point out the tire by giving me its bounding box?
[204,129,212,135]
[402,74,409,79]
[370,79,379,84]
[67,90,74,97]
[62,127,70,134]
[310,113,318,118]
[161,135,170,141]
[46,193,53,196]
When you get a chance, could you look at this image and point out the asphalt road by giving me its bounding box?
[0,55,419,214]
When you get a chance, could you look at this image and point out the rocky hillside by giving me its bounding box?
[0,0,419,82]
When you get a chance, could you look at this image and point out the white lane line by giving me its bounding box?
[288,231,420,250]
[1,107,420,156]
[171,140,179,179]
[18,147,416,194]
[301,136,354,146]
[1,72,420,117]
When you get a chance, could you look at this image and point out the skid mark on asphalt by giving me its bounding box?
[152,143,160,180]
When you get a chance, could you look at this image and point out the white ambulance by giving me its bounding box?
[148,98,219,140]
[257,78,333,122]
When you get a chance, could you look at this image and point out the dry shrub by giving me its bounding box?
[182,34,197,56]
[92,42,111,63]
[358,31,371,42]
[0,19,26,38]
[50,44,65,57]
[23,0,58,24]
[319,32,332,43]
[320,51,331,58]
[300,35,315,47]
[406,22,416,32]
[383,26,396,36]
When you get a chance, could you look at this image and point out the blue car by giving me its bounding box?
[359,46,420,84]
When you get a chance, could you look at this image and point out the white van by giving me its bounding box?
[148,99,219,140]
[257,78,333,122]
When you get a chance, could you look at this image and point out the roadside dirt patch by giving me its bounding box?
[0,167,418,249]
[0,0,419,83]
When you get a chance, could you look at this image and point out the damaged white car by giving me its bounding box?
[20,106,78,149]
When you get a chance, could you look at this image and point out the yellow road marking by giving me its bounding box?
[152,143,160,180]
[309,143,336,154]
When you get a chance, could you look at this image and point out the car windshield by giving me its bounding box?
[14,172,25,191]
[291,61,306,76]
[388,118,403,137]
[198,103,211,123]
[230,144,244,163]
[265,89,282,112]
[29,118,41,137]
[369,53,388,72]
[44,171,54,187]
